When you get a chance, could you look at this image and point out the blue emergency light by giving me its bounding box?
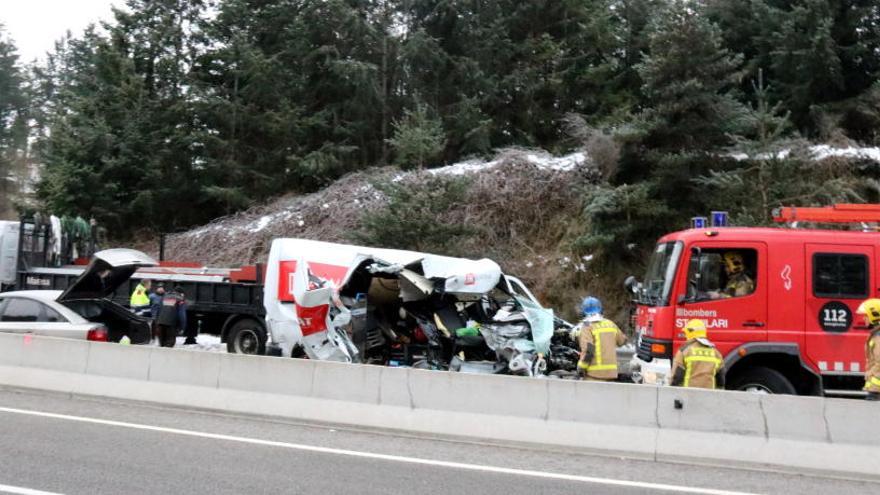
[691,216,708,229]
[711,211,729,227]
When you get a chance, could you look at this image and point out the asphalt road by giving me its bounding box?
[0,387,875,495]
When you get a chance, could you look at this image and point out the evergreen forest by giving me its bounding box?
[2,0,880,290]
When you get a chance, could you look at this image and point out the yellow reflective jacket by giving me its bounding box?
[130,283,150,307]
[578,318,627,380]
[724,272,754,297]
[671,339,725,389]
[865,329,880,393]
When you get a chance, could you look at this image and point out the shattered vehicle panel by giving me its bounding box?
[263,239,580,376]
[290,257,357,362]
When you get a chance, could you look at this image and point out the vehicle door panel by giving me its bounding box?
[33,303,89,340]
[0,298,87,339]
[0,298,40,334]
[673,242,768,356]
[804,244,872,376]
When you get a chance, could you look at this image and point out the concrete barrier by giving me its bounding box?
[0,332,875,479]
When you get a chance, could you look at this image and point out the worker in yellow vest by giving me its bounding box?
[670,319,725,389]
[856,298,880,401]
[129,279,152,317]
[575,296,627,381]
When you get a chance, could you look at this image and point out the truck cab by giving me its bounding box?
[631,206,880,396]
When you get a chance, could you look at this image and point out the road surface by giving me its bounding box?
[0,387,875,495]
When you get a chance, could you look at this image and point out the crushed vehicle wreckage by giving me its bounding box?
[263,239,580,377]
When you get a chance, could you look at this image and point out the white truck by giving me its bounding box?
[261,238,575,375]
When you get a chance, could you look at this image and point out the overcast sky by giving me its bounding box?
[1,0,122,63]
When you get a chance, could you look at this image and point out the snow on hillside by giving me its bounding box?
[162,144,880,267]
[729,144,880,162]
[163,149,593,265]
[423,151,585,177]
[810,145,880,162]
[188,150,588,240]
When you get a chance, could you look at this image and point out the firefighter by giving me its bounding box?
[575,296,627,381]
[670,319,725,389]
[856,298,880,401]
[709,252,754,299]
[129,279,151,316]
[155,286,187,348]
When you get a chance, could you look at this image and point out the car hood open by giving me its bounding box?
[58,248,158,301]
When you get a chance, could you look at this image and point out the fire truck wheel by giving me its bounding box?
[227,319,267,355]
[728,366,796,395]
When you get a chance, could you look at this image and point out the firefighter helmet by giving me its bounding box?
[857,298,880,326]
[581,296,602,317]
[723,252,745,274]
[683,319,707,340]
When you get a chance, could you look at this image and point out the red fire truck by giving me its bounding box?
[629,204,880,396]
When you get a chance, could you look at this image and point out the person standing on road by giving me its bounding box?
[179,287,199,346]
[148,284,166,344]
[156,286,187,348]
[149,284,165,318]
[130,279,152,317]
[574,296,627,381]
[670,319,725,389]
[856,298,880,401]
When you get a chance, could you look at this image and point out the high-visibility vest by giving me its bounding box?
[865,330,880,393]
[130,283,150,307]
[724,273,755,297]
[579,319,626,380]
[674,341,724,389]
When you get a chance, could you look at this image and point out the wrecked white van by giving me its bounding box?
[264,239,579,376]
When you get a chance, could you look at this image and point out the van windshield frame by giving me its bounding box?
[641,241,683,307]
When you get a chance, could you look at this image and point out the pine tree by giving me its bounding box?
[590,1,751,265]
[767,0,844,129]
[578,182,674,265]
[36,1,208,233]
[708,0,880,138]
[388,103,446,169]
[695,69,868,225]
[400,0,648,157]
[0,26,28,218]
[194,0,399,191]
[36,28,136,225]
[352,175,474,254]
[694,69,797,224]
[636,0,747,150]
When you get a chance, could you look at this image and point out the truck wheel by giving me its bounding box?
[227,319,266,355]
[728,366,796,395]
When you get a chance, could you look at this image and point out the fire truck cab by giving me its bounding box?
[631,205,880,396]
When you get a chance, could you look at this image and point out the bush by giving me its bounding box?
[350,175,475,254]
[387,104,447,170]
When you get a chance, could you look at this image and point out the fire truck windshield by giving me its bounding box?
[641,241,682,306]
